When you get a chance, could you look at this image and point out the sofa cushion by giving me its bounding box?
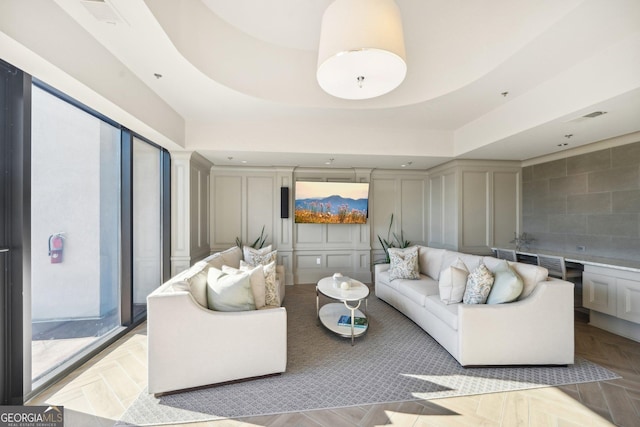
[205,246,243,270]
[207,267,255,311]
[486,260,524,304]
[183,263,209,308]
[388,246,420,280]
[417,246,446,280]
[376,269,400,290]
[243,245,273,266]
[438,258,469,305]
[395,275,439,306]
[463,264,495,304]
[222,264,267,309]
[441,250,482,274]
[424,295,459,331]
[483,256,548,300]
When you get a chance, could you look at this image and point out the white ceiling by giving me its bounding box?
[35,0,640,169]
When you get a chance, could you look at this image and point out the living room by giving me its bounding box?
[1,0,640,426]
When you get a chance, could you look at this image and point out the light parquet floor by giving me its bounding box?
[28,284,640,427]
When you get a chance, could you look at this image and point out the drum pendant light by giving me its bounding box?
[317,0,407,100]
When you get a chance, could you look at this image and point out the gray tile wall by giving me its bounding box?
[522,140,640,261]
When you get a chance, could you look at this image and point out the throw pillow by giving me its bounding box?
[206,267,255,312]
[463,264,495,304]
[388,246,420,281]
[240,260,280,307]
[438,258,469,304]
[263,261,280,307]
[243,245,273,266]
[486,260,524,304]
[222,264,267,309]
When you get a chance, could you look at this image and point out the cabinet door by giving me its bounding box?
[616,278,640,324]
[583,272,617,316]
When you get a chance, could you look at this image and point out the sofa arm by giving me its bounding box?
[375,263,390,276]
[147,290,287,394]
[457,279,574,366]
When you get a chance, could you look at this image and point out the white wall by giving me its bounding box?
[210,167,431,285]
[428,160,521,254]
[170,152,212,276]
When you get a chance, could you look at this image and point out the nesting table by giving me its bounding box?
[316,276,369,345]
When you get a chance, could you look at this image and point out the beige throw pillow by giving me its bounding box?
[241,260,279,307]
[438,258,469,304]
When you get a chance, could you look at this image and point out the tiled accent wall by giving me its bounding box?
[522,140,640,261]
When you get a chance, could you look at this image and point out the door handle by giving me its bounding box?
[0,248,9,253]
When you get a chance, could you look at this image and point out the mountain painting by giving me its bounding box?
[294,181,369,224]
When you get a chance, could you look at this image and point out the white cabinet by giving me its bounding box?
[583,271,617,315]
[583,265,640,342]
[617,278,640,324]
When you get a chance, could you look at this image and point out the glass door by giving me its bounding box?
[29,85,122,387]
[132,137,163,319]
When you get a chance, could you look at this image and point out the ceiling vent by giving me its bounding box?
[582,111,607,118]
[81,0,126,25]
[564,111,608,123]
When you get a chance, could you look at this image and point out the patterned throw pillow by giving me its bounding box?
[388,246,420,281]
[463,264,495,304]
[262,261,279,307]
[243,245,273,266]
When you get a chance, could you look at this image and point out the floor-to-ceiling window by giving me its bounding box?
[29,85,122,386]
[132,137,164,320]
[0,59,171,401]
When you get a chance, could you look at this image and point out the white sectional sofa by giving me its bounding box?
[147,246,287,395]
[375,246,575,366]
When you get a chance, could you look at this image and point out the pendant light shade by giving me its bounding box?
[317,0,407,100]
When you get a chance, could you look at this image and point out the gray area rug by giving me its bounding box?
[118,285,619,426]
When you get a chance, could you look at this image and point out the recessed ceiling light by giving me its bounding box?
[325,158,334,165]
[564,134,573,139]
[401,161,413,168]
[154,73,163,79]
[501,91,509,97]
[557,143,569,147]
[241,160,247,164]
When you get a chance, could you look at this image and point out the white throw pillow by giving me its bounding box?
[206,267,255,312]
[388,246,420,281]
[487,260,524,304]
[438,258,469,304]
[222,264,267,309]
[463,264,495,304]
[243,245,273,266]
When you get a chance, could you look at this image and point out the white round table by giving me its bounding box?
[316,276,370,345]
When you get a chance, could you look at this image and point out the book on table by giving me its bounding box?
[337,315,367,328]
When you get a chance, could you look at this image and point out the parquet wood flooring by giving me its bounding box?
[28,286,640,426]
